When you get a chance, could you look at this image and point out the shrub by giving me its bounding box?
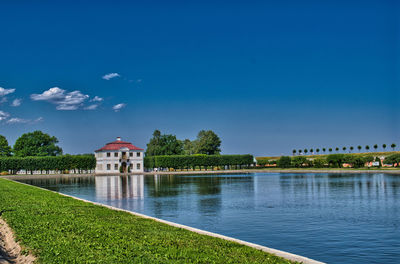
[277,156,291,168]
[313,158,326,168]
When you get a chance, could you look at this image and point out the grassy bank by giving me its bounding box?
[0,179,294,263]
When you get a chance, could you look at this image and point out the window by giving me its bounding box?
[136,152,140,157]
[130,164,133,169]
[107,164,111,170]
[130,152,133,157]
[96,164,103,170]
[107,152,111,157]
[114,152,118,157]
[137,163,141,170]
[114,164,118,170]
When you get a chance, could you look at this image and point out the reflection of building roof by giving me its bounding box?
[95,138,144,152]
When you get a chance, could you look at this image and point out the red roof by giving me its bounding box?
[95,139,144,152]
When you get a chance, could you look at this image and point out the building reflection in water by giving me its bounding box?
[95,175,144,200]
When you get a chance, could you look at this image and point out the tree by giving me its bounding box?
[328,148,332,153]
[277,156,291,168]
[304,149,308,155]
[13,131,62,157]
[350,146,354,153]
[310,148,314,154]
[183,139,195,155]
[292,149,296,156]
[298,149,302,155]
[322,148,326,153]
[316,148,320,154]
[193,130,221,155]
[373,144,378,151]
[145,130,183,156]
[382,144,387,151]
[391,143,396,151]
[326,154,346,168]
[0,135,12,157]
[357,145,362,152]
[335,147,339,152]
[292,156,307,168]
[365,145,370,151]
[342,147,346,152]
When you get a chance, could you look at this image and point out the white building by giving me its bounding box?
[94,137,144,173]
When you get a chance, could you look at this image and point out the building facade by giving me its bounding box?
[94,137,144,173]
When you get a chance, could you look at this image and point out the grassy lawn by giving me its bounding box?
[0,178,294,264]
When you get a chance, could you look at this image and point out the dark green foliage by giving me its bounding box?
[0,155,95,174]
[0,179,294,264]
[313,158,326,168]
[13,130,62,157]
[145,130,183,156]
[183,139,195,155]
[291,156,307,168]
[144,154,254,169]
[385,154,400,165]
[194,130,221,155]
[277,156,291,168]
[363,155,374,163]
[0,135,12,157]
[326,154,346,168]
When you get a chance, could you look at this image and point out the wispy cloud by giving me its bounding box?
[0,97,7,104]
[0,87,15,97]
[90,96,103,102]
[0,111,10,121]
[31,87,89,110]
[102,73,120,80]
[6,117,43,124]
[84,104,98,110]
[11,98,22,107]
[112,103,126,112]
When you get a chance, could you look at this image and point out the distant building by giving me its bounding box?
[94,137,144,173]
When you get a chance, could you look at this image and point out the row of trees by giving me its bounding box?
[145,130,222,156]
[292,143,397,156]
[268,153,400,169]
[0,131,63,157]
[144,154,254,170]
[0,155,96,174]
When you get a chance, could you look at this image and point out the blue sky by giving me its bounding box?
[0,0,399,156]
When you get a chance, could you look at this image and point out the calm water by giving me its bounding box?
[17,173,400,264]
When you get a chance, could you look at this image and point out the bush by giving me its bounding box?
[313,158,326,168]
[144,154,254,170]
[292,156,307,168]
[277,156,291,168]
[326,154,346,168]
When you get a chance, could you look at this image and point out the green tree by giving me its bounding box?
[298,149,302,155]
[316,148,320,154]
[277,156,291,168]
[328,148,332,153]
[326,154,346,168]
[373,144,378,151]
[357,145,362,152]
[382,144,387,151]
[193,130,221,155]
[342,147,346,152]
[335,147,339,152]
[183,139,195,155]
[310,148,314,154]
[13,131,62,157]
[292,149,296,156]
[391,143,396,151]
[145,130,183,156]
[365,145,370,151]
[350,146,354,153]
[322,148,326,153]
[292,156,307,168]
[0,135,12,157]
[304,149,308,155]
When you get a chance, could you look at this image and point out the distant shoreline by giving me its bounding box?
[2,167,400,179]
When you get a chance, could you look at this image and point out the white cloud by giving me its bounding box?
[11,98,22,107]
[0,87,15,97]
[84,104,98,110]
[31,87,89,110]
[6,116,43,124]
[0,97,7,104]
[90,96,103,102]
[102,73,120,80]
[112,103,126,112]
[0,111,10,121]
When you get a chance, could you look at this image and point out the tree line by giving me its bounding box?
[0,131,95,174]
[292,143,397,156]
[144,154,254,170]
[145,129,222,156]
[257,153,400,169]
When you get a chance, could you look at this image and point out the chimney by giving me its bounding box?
[116,137,121,141]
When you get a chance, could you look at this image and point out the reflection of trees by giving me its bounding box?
[278,173,400,201]
[20,176,95,192]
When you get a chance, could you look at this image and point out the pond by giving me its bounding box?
[17,173,400,264]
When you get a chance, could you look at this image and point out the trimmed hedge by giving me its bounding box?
[0,155,96,174]
[144,154,254,170]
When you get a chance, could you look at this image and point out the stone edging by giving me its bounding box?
[6,179,325,264]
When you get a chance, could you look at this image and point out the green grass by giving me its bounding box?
[0,179,294,264]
